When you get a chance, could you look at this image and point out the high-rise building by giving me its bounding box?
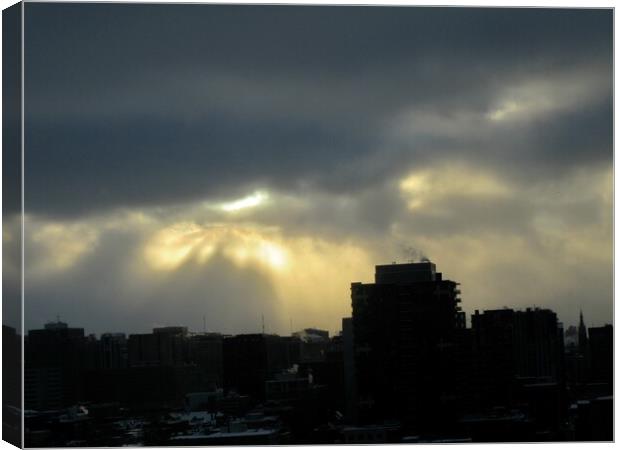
[472,308,565,382]
[293,328,330,362]
[342,317,357,423]
[25,321,87,409]
[350,261,464,429]
[471,307,566,434]
[588,324,612,388]
[128,327,189,367]
[223,334,299,401]
[86,327,203,408]
[188,332,224,389]
[99,333,128,369]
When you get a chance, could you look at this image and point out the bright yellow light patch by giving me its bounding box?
[258,242,287,269]
[30,223,99,273]
[220,191,269,212]
[221,229,289,271]
[143,223,289,272]
[143,222,209,271]
[139,220,376,332]
[399,165,511,210]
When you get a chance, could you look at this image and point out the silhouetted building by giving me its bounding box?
[293,328,329,341]
[99,333,128,369]
[154,326,188,336]
[83,326,203,408]
[25,321,88,409]
[19,274,611,445]
[471,309,518,409]
[223,334,299,401]
[473,308,564,380]
[588,324,612,389]
[298,333,346,415]
[513,308,565,381]
[85,364,202,409]
[265,369,313,403]
[342,317,357,423]
[472,307,566,434]
[351,261,464,431]
[293,328,330,362]
[2,325,22,447]
[188,332,223,389]
[128,327,190,367]
[3,325,21,409]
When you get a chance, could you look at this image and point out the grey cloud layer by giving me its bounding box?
[24,5,612,217]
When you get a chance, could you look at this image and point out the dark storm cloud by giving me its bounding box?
[25,112,374,217]
[24,4,612,217]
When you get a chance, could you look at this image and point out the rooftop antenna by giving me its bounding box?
[262,314,265,334]
[203,315,206,333]
[290,317,293,335]
[56,314,60,323]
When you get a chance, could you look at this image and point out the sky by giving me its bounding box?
[10,4,612,335]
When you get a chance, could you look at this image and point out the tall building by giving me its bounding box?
[86,327,203,408]
[471,307,566,434]
[223,334,299,401]
[188,332,224,389]
[25,321,87,409]
[472,308,564,382]
[293,328,330,362]
[342,317,357,423]
[99,333,128,369]
[513,308,565,381]
[350,261,464,430]
[3,325,21,410]
[588,324,612,389]
[471,308,517,409]
[128,327,189,367]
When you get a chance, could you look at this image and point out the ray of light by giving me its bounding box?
[220,191,269,212]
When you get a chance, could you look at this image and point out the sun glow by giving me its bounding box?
[399,165,511,210]
[258,242,287,269]
[143,223,289,272]
[29,223,99,273]
[220,191,269,212]
[143,222,207,271]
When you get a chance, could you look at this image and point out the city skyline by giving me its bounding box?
[20,262,609,338]
[6,5,613,336]
[18,255,611,338]
[17,260,613,445]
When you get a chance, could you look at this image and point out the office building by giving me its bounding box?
[223,334,299,401]
[350,261,464,429]
[25,321,87,409]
